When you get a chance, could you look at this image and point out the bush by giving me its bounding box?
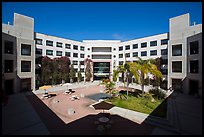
[149,88,166,100]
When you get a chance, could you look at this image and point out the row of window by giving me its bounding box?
[4,60,86,73]
[42,49,85,58]
[119,39,168,51]
[118,49,168,58]
[172,60,199,73]
[35,38,85,51]
[4,40,199,57]
[4,60,31,73]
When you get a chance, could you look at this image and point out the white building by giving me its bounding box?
[2,13,202,97]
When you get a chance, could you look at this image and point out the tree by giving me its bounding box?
[113,63,131,87]
[69,64,76,83]
[84,58,93,82]
[77,65,82,83]
[128,57,163,96]
[41,56,53,85]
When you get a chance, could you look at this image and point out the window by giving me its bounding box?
[113,55,116,58]
[65,44,71,49]
[125,45,130,50]
[4,41,13,54]
[73,45,78,50]
[73,53,78,57]
[35,39,43,45]
[80,46,85,51]
[80,61,84,65]
[190,60,198,73]
[46,40,53,46]
[161,49,168,55]
[56,42,62,48]
[172,44,182,56]
[88,48,90,51]
[21,44,31,56]
[21,61,31,72]
[56,51,62,56]
[133,52,138,57]
[161,59,168,65]
[125,53,130,57]
[141,51,147,56]
[80,68,84,72]
[36,48,42,55]
[113,48,116,51]
[190,41,199,55]
[119,54,123,58]
[65,52,70,57]
[119,61,123,65]
[87,55,90,57]
[141,42,147,48]
[46,50,53,55]
[150,50,157,56]
[172,61,182,73]
[92,55,111,59]
[150,40,157,46]
[119,46,123,51]
[133,44,138,49]
[4,60,13,73]
[80,54,84,58]
[73,61,78,65]
[161,39,168,45]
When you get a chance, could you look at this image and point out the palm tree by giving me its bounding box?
[113,63,130,87]
[128,57,163,96]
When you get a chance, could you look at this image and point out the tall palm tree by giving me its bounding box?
[113,63,130,87]
[128,57,163,96]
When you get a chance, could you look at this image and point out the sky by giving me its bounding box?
[2,2,202,41]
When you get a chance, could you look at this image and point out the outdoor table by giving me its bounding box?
[98,117,109,123]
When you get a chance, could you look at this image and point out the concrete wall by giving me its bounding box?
[2,33,18,93]
[168,13,202,94]
[2,13,35,92]
[187,32,202,97]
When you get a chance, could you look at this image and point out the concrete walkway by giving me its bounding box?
[168,92,202,135]
[2,93,50,135]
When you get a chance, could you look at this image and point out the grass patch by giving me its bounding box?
[107,92,167,118]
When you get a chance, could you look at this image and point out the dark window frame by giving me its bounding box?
[21,44,31,56]
[141,51,147,56]
[46,50,53,56]
[150,40,157,47]
[172,61,182,73]
[141,42,147,48]
[190,41,199,55]
[133,44,138,49]
[190,60,199,73]
[56,51,63,56]
[4,41,14,54]
[150,50,157,56]
[4,60,13,73]
[172,44,182,56]
[21,61,31,72]
[56,42,63,48]
[46,40,53,46]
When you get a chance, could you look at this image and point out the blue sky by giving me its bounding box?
[2,2,202,41]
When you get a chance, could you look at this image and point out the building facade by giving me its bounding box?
[167,13,202,97]
[2,13,35,94]
[2,13,202,97]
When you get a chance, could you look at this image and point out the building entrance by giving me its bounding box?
[93,62,110,80]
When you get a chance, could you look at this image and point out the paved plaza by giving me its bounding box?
[2,82,202,135]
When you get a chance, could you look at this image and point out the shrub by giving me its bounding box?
[149,88,166,100]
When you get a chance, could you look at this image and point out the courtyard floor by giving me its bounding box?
[26,84,154,135]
